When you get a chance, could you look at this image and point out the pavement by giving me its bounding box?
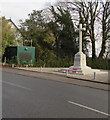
[14,67,109,84]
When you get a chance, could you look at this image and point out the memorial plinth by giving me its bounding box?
[69,51,93,75]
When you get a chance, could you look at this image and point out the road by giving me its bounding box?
[2,68,109,118]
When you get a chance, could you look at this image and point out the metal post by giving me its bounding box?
[12,64,14,68]
[3,57,6,65]
[4,57,6,64]
[31,39,32,47]
[26,65,28,68]
[40,66,42,72]
[31,60,32,64]
[66,70,68,76]
[94,72,96,79]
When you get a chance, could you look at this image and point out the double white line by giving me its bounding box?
[68,101,110,117]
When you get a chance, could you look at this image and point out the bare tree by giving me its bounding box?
[98,1,110,58]
[63,0,101,59]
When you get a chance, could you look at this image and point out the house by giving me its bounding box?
[8,19,33,47]
[7,19,24,46]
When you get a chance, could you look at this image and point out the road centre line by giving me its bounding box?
[1,81,31,91]
[68,101,109,116]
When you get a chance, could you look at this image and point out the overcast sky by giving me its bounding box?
[1,0,105,56]
[1,0,57,26]
[1,0,105,26]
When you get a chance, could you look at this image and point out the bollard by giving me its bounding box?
[66,70,68,76]
[12,64,14,68]
[3,57,6,65]
[40,66,42,72]
[94,72,96,79]
[26,65,28,69]
[43,64,45,68]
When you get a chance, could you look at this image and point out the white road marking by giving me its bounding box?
[2,81,31,91]
[68,101,110,116]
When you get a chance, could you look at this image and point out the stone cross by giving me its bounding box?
[77,24,85,53]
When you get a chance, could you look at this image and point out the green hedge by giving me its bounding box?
[6,55,110,70]
[34,57,74,68]
[87,57,110,70]
[34,57,110,70]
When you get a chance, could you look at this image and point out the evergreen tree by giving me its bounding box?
[49,6,78,59]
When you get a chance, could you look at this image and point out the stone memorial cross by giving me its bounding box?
[60,24,93,75]
[77,24,85,53]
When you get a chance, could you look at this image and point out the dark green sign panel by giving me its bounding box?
[4,46,35,65]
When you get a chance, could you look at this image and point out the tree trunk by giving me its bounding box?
[56,36,60,60]
[98,29,106,58]
[90,22,96,60]
[91,40,96,60]
[98,2,109,58]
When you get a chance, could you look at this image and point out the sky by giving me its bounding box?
[1,0,106,57]
[1,0,106,26]
[1,0,57,26]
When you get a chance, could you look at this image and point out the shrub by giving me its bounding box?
[34,56,74,68]
[87,57,109,70]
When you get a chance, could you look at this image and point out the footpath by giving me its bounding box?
[15,67,109,84]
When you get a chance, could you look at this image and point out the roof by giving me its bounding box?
[7,19,28,40]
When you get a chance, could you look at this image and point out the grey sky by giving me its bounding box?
[1,0,56,26]
[1,0,106,56]
[1,0,105,26]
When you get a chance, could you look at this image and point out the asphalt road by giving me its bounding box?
[2,69,109,118]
